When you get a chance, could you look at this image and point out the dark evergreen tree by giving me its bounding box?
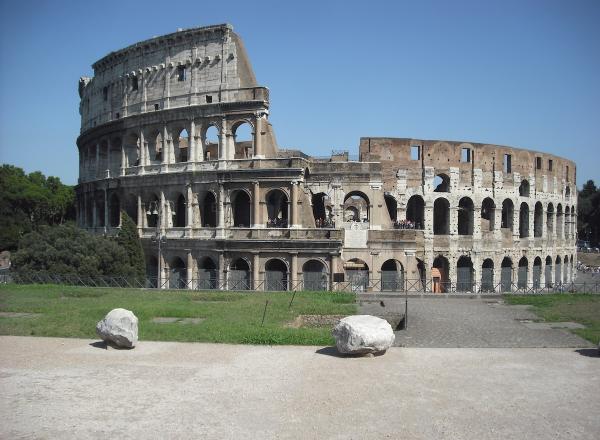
[115,211,145,278]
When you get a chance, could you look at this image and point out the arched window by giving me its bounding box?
[343,192,370,222]
[232,122,253,159]
[231,190,251,227]
[564,255,569,282]
[481,197,495,232]
[501,199,514,230]
[458,197,474,235]
[175,128,189,162]
[533,257,542,288]
[565,205,571,238]
[265,259,288,291]
[519,202,529,238]
[149,130,163,163]
[556,204,563,237]
[229,258,250,290]
[481,259,494,292]
[518,257,528,289]
[173,194,186,227]
[555,256,562,284]
[169,257,186,289]
[345,258,369,291]
[202,192,217,227]
[534,202,543,237]
[204,125,219,160]
[432,255,449,293]
[456,256,474,292]
[109,137,122,175]
[545,256,553,288]
[124,133,140,167]
[501,257,513,292]
[433,198,450,235]
[434,174,450,192]
[266,189,288,228]
[303,260,327,291]
[198,257,217,289]
[519,180,530,197]
[312,192,333,227]
[406,195,425,229]
[565,185,571,200]
[381,259,404,291]
[384,193,397,222]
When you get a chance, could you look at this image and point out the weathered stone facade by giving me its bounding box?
[76,24,577,292]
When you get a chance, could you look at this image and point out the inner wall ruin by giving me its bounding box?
[75,24,577,292]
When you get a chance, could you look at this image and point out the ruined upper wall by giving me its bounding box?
[359,137,576,195]
[78,24,262,134]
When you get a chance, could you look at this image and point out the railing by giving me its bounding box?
[3,271,599,295]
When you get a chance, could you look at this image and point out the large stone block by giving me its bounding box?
[96,308,138,348]
[332,315,395,355]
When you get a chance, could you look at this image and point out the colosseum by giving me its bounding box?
[76,24,577,292]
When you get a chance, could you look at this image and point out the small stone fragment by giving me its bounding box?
[332,315,395,355]
[96,308,138,348]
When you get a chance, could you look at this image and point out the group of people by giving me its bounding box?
[393,219,422,230]
[576,262,600,274]
[267,218,288,228]
[315,218,335,228]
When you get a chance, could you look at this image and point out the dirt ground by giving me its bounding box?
[1,336,598,439]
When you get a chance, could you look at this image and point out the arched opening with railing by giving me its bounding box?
[481,197,495,232]
[432,255,449,293]
[343,192,370,223]
[481,259,494,292]
[456,256,474,292]
[231,190,251,228]
[265,259,288,291]
[519,202,529,238]
[545,256,553,288]
[534,202,543,238]
[169,257,186,289]
[501,199,514,231]
[229,258,250,290]
[173,193,186,227]
[406,195,425,229]
[266,189,289,228]
[381,259,404,291]
[433,198,450,235]
[198,257,217,289]
[232,122,253,159]
[202,192,217,227]
[533,257,542,288]
[518,257,528,289]
[303,260,327,291]
[501,257,513,292]
[109,193,120,227]
[345,258,369,291]
[546,203,554,236]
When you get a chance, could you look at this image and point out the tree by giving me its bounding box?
[115,211,145,278]
[0,164,75,251]
[12,224,142,279]
[578,180,600,245]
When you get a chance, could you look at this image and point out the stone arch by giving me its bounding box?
[565,204,571,238]
[458,197,474,235]
[481,259,494,292]
[231,190,251,227]
[109,193,120,227]
[384,193,397,222]
[311,192,332,226]
[265,258,288,291]
[518,257,528,289]
[169,256,186,289]
[381,259,405,291]
[173,193,186,227]
[534,201,543,237]
[519,179,530,197]
[232,120,253,159]
[303,259,328,291]
[345,258,369,291]
[434,173,450,192]
[229,257,251,290]
[456,256,474,292]
[173,127,189,162]
[519,202,529,238]
[201,191,217,227]
[266,189,289,228]
[433,197,450,235]
[198,256,217,289]
[406,195,425,229]
[564,255,569,283]
[432,255,449,293]
[124,132,140,167]
[533,257,542,288]
[146,255,159,288]
[147,129,163,163]
[481,197,495,232]
[501,257,513,292]
[145,193,160,228]
[565,185,571,200]
[556,204,563,237]
[343,191,370,222]
[545,256,553,288]
[555,255,562,284]
[109,137,122,175]
[501,199,514,231]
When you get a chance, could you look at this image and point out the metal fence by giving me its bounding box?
[2,270,600,295]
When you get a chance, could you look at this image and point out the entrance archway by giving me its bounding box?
[198,257,217,289]
[432,256,449,293]
[265,259,288,291]
[169,257,186,289]
[456,256,474,292]
[345,258,369,291]
[501,257,513,292]
[381,259,404,291]
[229,258,250,290]
[231,190,251,227]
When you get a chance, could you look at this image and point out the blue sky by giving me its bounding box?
[0,0,598,187]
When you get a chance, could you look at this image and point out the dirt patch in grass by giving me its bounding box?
[0,312,41,319]
[288,315,346,328]
[152,317,205,325]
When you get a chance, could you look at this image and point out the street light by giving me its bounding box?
[146,199,174,288]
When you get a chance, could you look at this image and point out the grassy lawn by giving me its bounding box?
[0,284,356,345]
[505,294,600,345]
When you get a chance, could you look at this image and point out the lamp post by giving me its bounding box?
[146,199,173,288]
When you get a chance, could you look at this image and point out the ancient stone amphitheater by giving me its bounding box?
[76,24,577,292]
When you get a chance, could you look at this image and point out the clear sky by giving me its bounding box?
[0,0,598,187]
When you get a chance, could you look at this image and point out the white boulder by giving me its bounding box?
[96,308,138,348]
[332,315,395,355]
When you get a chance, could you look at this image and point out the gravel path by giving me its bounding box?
[1,336,599,439]
[358,297,594,347]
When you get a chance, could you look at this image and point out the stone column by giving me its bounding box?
[160,191,167,235]
[218,253,226,290]
[539,263,545,290]
[137,194,144,230]
[252,252,260,291]
[450,206,458,235]
[106,138,112,178]
[252,181,260,227]
[95,143,100,179]
[330,254,339,291]
[541,206,547,240]
[186,185,193,235]
[103,189,109,231]
[187,250,194,290]
[424,202,434,238]
[290,253,298,291]
[254,115,263,158]
[219,118,227,161]
[493,205,502,240]
[291,181,299,228]
[189,120,196,163]
[217,185,225,238]
[139,130,146,167]
[473,206,482,240]
[527,259,534,289]
[120,144,126,176]
[448,256,457,292]
[513,205,521,239]
[162,125,170,165]
[473,260,481,293]
[160,254,167,290]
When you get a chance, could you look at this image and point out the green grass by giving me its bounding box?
[504,294,600,344]
[0,284,356,345]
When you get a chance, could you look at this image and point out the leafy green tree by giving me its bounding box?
[115,211,145,278]
[578,180,600,245]
[0,164,75,251]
